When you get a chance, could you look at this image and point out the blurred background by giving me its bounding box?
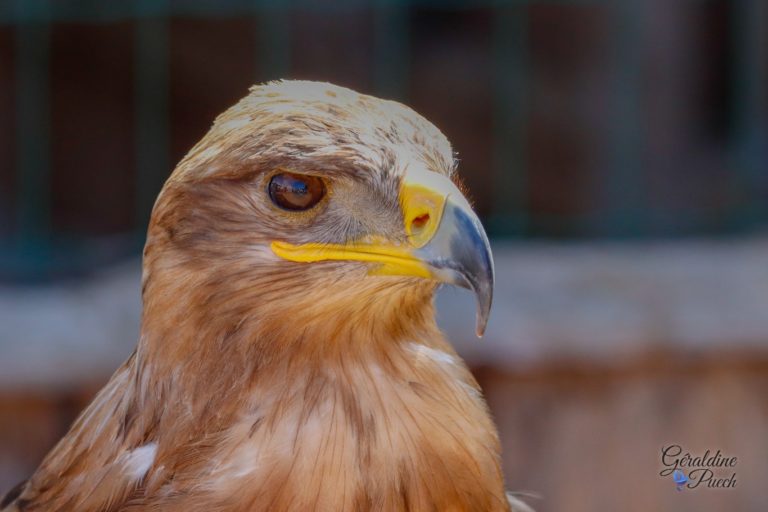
[1,0,767,510]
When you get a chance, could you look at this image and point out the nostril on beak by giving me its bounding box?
[405,209,437,248]
[410,213,431,234]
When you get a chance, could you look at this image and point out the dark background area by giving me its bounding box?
[0,0,765,281]
[0,1,767,511]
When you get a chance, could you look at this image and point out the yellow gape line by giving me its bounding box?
[270,240,432,279]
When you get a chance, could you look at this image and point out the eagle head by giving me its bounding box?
[143,80,493,359]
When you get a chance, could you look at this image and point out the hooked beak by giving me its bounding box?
[270,169,494,337]
[411,193,494,337]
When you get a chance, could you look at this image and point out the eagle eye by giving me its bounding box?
[268,172,326,211]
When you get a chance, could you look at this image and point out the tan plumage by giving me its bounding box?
[2,81,524,511]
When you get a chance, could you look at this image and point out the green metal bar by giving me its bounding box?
[488,3,528,237]
[256,0,292,81]
[134,0,170,235]
[730,0,767,230]
[600,0,644,237]
[373,0,410,101]
[13,0,51,264]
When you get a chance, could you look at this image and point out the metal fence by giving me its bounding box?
[0,0,766,280]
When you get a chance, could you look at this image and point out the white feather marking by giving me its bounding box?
[405,342,456,367]
[122,443,157,480]
[196,146,222,161]
[459,380,482,399]
[212,441,262,480]
[218,117,251,132]
[248,243,280,261]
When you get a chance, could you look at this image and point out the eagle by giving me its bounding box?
[2,81,529,512]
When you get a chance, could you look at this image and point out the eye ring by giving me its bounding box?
[268,171,326,211]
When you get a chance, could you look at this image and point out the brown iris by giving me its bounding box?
[268,172,326,211]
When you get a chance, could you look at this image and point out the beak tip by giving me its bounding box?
[473,290,492,338]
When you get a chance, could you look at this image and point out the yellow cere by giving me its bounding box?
[399,183,447,249]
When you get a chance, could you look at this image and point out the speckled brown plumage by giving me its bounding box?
[2,81,519,512]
